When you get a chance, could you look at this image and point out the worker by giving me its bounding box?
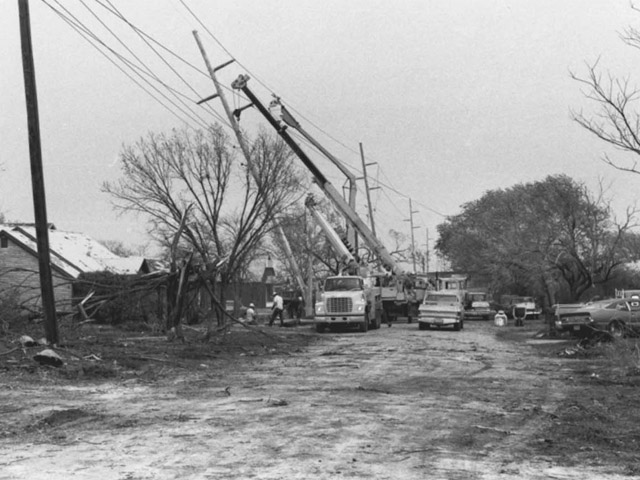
[494,310,508,327]
[245,303,256,325]
[513,303,526,327]
[270,292,284,327]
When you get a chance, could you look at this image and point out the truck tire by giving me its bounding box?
[453,321,461,331]
[316,324,325,333]
[419,322,429,331]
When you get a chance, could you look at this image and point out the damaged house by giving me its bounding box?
[0,224,148,311]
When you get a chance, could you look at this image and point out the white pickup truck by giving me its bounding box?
[418,290,465,331]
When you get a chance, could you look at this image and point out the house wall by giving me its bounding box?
[0,237,73,310]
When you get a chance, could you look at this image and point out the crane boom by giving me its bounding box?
[231,74,403,276]
[276,103,358,250]
[305,195,355,267]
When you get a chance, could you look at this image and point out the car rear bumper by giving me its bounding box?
[418,316,459,326]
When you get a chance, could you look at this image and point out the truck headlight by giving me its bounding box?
[315,303,325,315]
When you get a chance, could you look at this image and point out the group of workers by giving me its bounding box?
[241,291,304,327]
[493,304,527,327]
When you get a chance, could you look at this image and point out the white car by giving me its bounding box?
[418,290,464,331]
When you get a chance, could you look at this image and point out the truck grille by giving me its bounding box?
[326,297,352,314]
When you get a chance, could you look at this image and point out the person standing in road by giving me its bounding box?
[513,303,526,327]
[270,292,284,327]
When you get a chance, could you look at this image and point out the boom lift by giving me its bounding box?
[305,195,382,332]
[305,195,358,274]
[230,74,417,322]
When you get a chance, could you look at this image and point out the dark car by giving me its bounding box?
[554,302,600,336]
[589,297,640,337]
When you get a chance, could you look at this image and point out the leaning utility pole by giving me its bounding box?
[18,0,58,345]
[192,31,307,302]
[358,143,379,238]
[404,198,419,274]
[426,228,431,274]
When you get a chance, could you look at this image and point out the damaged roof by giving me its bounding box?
[0,224,148,278]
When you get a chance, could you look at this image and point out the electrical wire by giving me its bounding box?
[97,0,231,128]
[76,0,213,130]
[41,0,203,131]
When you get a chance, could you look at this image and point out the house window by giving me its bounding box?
[0,237,7,248]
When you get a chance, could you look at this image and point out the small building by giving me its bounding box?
[0,224,148,311]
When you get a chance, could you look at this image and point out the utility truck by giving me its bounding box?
[231,74,418,324]
[315,275,382,333]
[306,195,383,333]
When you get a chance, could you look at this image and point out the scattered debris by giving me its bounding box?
[33,349,64,368]
[19,335,38,347]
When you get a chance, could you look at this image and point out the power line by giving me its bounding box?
[76,0,213,129]
[41,0,203,130]
[97,0,231,128]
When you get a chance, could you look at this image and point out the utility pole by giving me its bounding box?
[425,228,430,274]
[359,143,379,238]
[192,31,307,302]
[404,198,419,274]
[18,0,58,345]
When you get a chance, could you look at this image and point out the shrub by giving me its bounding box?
[0,290,24,336]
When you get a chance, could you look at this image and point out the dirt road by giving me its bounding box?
[0,321,635,479]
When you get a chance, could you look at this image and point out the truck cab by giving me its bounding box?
[464,291,493,321]
[314,275,382,333]
[500,295,541,319]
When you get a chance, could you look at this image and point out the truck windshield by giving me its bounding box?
[515,297,534,303]
[324,277,362,291]
[425,294,458,303]
[467,293,486,302]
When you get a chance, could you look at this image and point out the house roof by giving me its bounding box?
[0,224,148,278]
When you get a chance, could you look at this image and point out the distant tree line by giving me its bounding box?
[436,175,640,307]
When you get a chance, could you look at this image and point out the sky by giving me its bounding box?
[2,0,640,268]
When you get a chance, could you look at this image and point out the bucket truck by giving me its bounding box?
[230,74,418,323]
[305,195,382,332]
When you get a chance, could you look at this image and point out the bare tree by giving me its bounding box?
[103,124,306,331]
[572,7,640,173]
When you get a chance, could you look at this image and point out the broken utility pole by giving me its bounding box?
[192,31,308,307]
[18,0,58,345]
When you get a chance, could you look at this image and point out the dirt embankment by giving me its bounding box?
[1,320,639,479]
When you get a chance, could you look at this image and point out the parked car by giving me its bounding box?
[418,290,464,331]
[554,302,600,336]
[589,297,640,337]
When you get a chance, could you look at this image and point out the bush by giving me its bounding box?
[0,290,25,336]
[602,338,640,373]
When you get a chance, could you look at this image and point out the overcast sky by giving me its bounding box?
[1,0,639,265]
